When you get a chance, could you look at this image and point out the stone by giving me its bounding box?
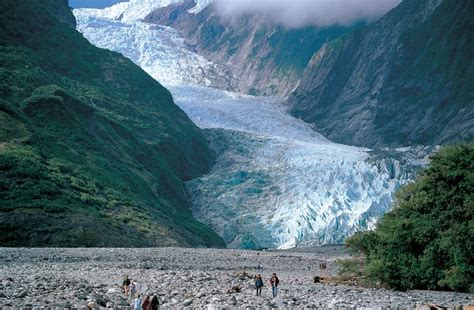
[182,298,193,306]
[16,291,27,298]
[107,288,120,294]
[228,295,237,305]
[196,291,206,298]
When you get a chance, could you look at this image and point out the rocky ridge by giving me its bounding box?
[287,0,474,147]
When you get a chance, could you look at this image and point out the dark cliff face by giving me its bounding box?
[145,2,353,96]
[288,0,474,148]
[0,0,224,247]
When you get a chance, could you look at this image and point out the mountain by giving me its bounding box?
[144,0,354,96]
[74,1,435,249]
[0,0,224,247]
[288,0,474,147]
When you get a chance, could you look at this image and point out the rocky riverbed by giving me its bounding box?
[0,247,472,309]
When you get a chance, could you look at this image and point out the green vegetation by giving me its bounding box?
[0,0,224,247]
[346,143,474,292]
[264,25,352,74]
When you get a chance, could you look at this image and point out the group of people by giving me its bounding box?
[254,273,279,298]
[122,276,159,310]
[122,271,280,307]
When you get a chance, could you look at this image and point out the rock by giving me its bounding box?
[16,291,27,298]
[196,291,205,298]
[86,301,97,309]
[106,302,114,308]
[228,295,237,305]
[107,288,121,294]
[182,298,193,306]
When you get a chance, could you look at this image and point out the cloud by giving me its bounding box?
[213,0,401,28]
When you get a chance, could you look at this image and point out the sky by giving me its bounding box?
[69,0,128,9]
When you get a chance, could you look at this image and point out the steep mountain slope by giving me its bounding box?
[0,0,224,247]
[144,0,353,96]
[288,0,474,147]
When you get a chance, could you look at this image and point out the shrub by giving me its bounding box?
[346,143,474,292]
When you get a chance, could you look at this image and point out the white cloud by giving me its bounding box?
[213,0,401,28]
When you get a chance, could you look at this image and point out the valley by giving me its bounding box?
[0,0,472,307]
[1,247,472,308]
[75,1,432,249]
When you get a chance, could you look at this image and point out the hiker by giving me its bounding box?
[269,273,279,298]
[255,274,264,296]
[150,294,159,310]
[123,275,131,297]
[130,281,137,299]
[134,293,142,310]
[142,295,151,310]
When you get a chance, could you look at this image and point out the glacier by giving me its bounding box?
[74,1,434,249]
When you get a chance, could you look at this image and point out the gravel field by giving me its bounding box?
[0,247,472,309]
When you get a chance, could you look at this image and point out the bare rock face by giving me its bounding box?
[144,1,352,96]
[287,0,474,148]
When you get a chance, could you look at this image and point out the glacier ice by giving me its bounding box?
[74,2,433,249]
[75,0,184,23]
[75,7,231,88]
[171,85,432,249]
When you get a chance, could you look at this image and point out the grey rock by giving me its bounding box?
[287,0,473,148]
[144,1,354,96]
[182,298,193,306]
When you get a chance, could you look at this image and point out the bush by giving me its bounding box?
[346,143,474,292]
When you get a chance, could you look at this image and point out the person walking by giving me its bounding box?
[134,293,142,310]
[255,274,264,296]
[150,294,159,310]
[123,275,131,298]
[151,294,160,310]
[142,295,151,310]
[130,281,137,300]
[269,273,279,298]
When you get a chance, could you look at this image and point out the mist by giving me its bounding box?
[213,0,401,28]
